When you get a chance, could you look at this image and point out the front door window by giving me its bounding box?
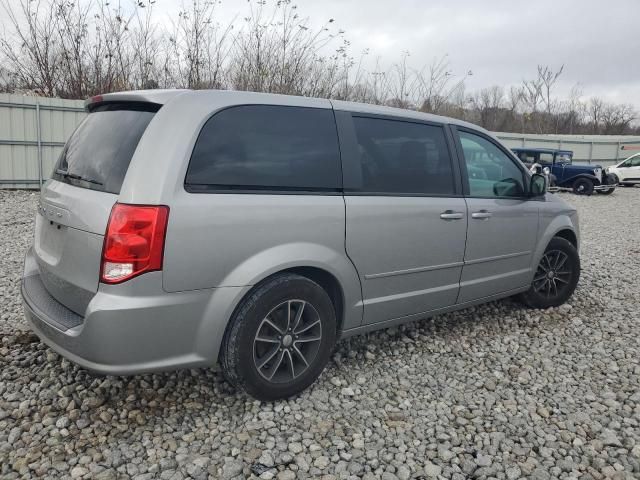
[459,131,526,198]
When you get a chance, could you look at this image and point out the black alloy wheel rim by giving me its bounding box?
[253,299,322,383]
[533,249,572,298]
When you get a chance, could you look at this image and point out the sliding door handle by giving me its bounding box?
[471,210,492,219]
[440,210,464,220]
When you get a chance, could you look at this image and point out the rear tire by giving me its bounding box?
[220,273,337,401]
[518,237,580,309]
[572,178,594,195]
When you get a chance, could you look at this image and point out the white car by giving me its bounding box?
[607,153,640,186]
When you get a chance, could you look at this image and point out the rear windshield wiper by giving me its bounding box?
[55,169,103,186]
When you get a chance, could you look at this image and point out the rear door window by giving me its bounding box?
[515,151,536,164]
[185,105,341,192]
[53,103,158,194]
[347,116,455,195]
[539,152,554,163]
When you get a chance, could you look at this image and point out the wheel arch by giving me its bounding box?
[283,266,346,335]
[554,228,578,249]
[197,243,363,363]
[210,266,348,365]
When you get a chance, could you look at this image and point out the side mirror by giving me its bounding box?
[530,173,547,197]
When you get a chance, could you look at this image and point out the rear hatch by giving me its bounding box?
[35,102,158,315]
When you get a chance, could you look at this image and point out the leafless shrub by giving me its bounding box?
[598,100,635,135]
[0,1,637,134]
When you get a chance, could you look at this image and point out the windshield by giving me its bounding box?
[53,103,158,194]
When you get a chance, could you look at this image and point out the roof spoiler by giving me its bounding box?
[84,89,190,111]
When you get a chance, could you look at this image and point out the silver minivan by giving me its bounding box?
[22,89,580,400]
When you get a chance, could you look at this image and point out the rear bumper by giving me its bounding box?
[22,247,248,375]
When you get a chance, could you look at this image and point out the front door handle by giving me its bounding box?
[471,210,492,219]
[440,210,464,220]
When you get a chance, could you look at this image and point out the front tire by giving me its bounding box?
[597,173,617,194]
[518,237,580,309]
[572,178,594,195]
[220,273,337,401]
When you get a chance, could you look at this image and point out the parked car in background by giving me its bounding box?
[512,147,617,195]
[22,90,581,400]
[606,153,640,187]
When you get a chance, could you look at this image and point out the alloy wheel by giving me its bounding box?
[533,250,572,299]
[253,300,322,383]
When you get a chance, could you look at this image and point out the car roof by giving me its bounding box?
[329,98,484,131]
[89,88,490,133]
[512,147,574,155]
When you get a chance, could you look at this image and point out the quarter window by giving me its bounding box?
[186,105,341,191]
[349,116,455,195]
[459,131,525,198]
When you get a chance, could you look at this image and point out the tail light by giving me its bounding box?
[101,204,169,284]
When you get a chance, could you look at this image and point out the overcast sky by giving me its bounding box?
[161,0,639,108]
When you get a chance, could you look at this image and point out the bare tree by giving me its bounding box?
[1,0,637,134]
[587,97,605,134]
[601,102,635,134]
[538,64,563,116]
[168,0,232,89]
[505,86,524,132]
[229,0,344,96]
[554,84,585,134]
[0,0,62,96]
[131,1,163,89]
[469,85,504,131]
[0,64,12,92]
[385,51,410,108]
[416,56,469,114]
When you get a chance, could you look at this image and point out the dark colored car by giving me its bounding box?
[512,148,616,195]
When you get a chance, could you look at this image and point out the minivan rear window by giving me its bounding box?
[52,103,158,194]
[185,105,341,192]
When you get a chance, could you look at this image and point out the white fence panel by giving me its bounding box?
[495,132,640,166]
[0,94,85,188]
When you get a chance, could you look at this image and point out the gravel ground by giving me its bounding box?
[1,188,639,480]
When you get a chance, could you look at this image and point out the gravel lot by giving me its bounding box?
[1,188,639,480]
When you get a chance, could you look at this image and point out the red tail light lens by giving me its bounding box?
[101,204,169,284]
